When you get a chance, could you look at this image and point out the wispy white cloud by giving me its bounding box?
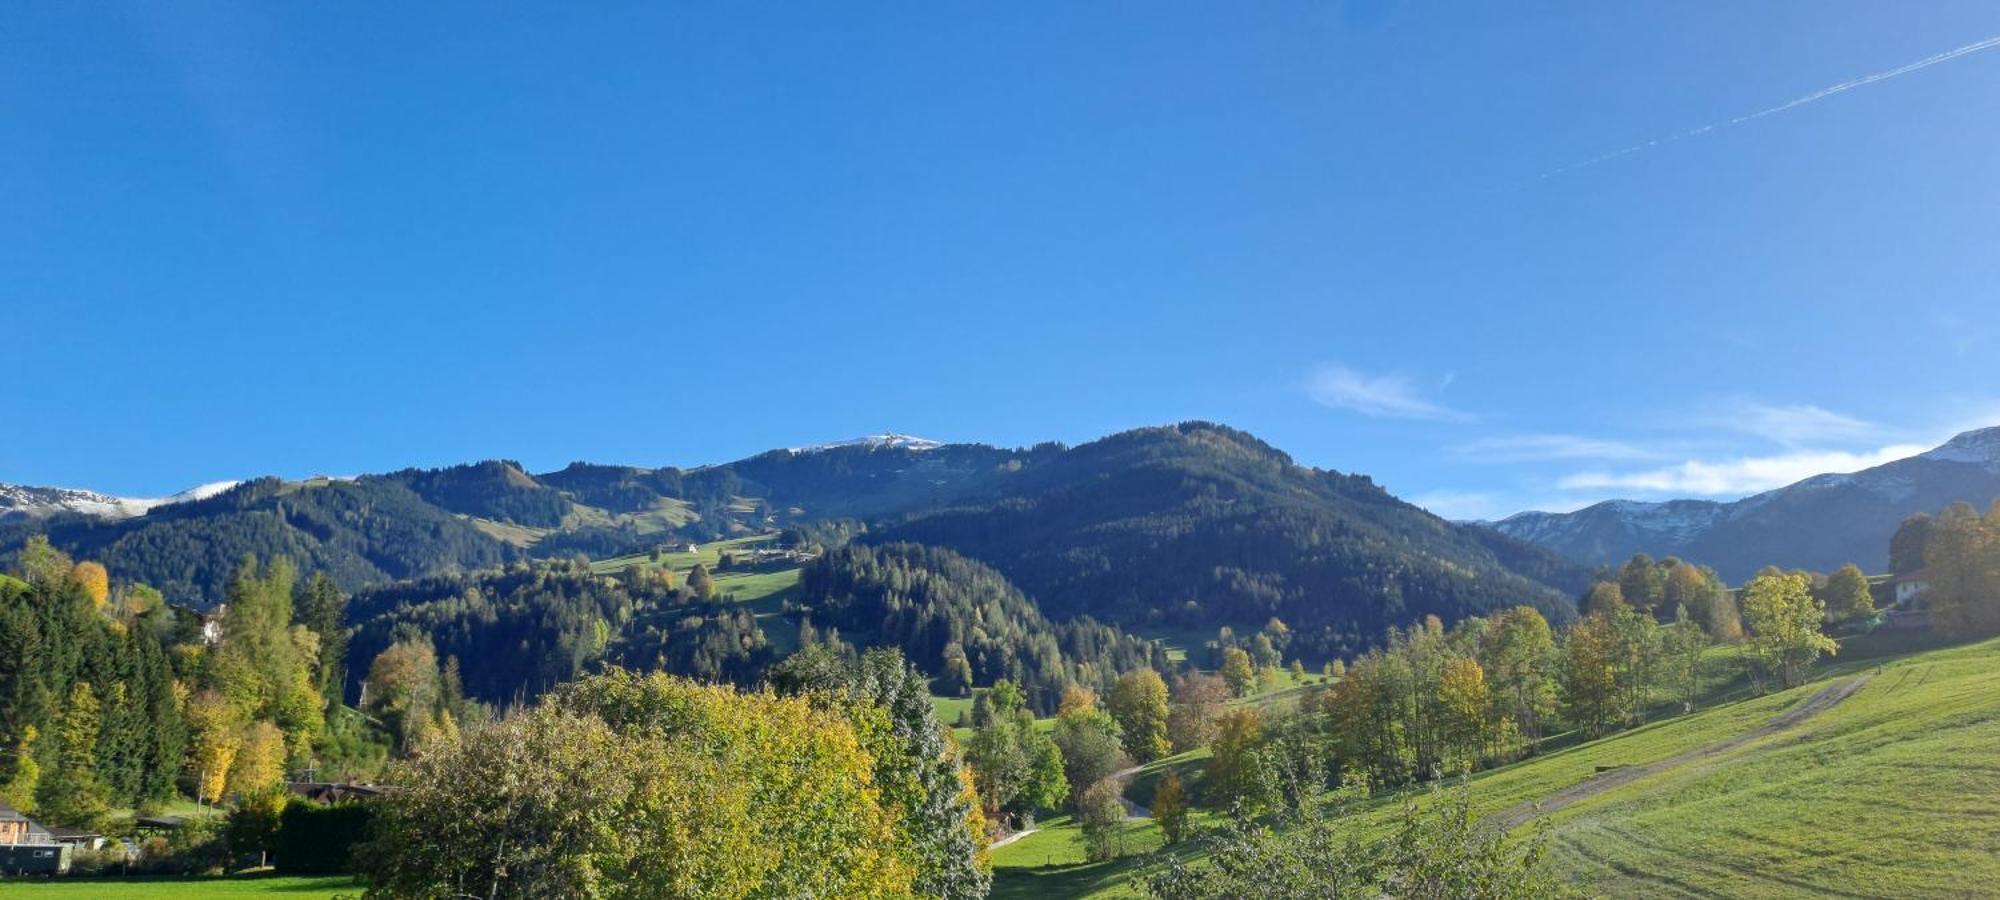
[1557,443,1927,496]
[1695,400,1883,447]
[1307,363,1470,422]
[1450,433,1661,463]
[1545,32,2000,178]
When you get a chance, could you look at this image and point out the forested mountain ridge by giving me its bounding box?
[0,443,1017,606]
[0,476,520,607]
[1489,425,2000,581]
[1,424,1588,636]
[874,423,1591,660]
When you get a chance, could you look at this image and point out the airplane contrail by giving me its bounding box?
[1543,33,2000,179]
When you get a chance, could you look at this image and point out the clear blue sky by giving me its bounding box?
[6,2,1999,517]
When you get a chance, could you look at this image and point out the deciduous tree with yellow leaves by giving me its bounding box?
[1742,570,1837,688]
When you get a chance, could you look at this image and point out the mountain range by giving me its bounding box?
[1488,426,2000,581]
[0,424,1587,657]
[0,480,243,521]
[11,424,2000,607]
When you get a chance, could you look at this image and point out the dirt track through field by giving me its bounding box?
[1495,675,1871,829]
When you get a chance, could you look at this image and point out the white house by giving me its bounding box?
[200,603,229,645]
[1893,569,1931,607]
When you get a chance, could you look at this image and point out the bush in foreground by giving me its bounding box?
[358,670,918,898]
[1145,784,1575,899]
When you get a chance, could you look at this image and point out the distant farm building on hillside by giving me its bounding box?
[1893,569,1932,607]
[200,603,229,645]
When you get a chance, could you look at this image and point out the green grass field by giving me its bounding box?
[594,535,809,653]
[993,631,2000,898]
[1511,635,2000,898]
[0,875,355,898]
[589,533,784,577]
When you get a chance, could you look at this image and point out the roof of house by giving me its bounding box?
[286,781,394,803]
[1894,568,1933,584]
[0,802,58,844]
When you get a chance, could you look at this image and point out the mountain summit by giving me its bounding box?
[787,432,945,453]
[0,480,242,522]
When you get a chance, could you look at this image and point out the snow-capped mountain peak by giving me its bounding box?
[1921,425,2000,470]
[0,480,243,522]
[788,433,945,454]
[1488,423,2000,580]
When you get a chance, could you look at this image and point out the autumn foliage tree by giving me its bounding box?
[1820,564,1876,624]
[1108,668,1170,763]
[362,670,921,899]
[1153,770,1189,844]
[1165,673,1230,753]
[768,645,992,899]
[1742,570,1837,688]
[1078,778,1127,862]
[70,562,109,610]
[1435,656,1499,773]
[1052,692,1128,807]
[1204,708,1268,813]
[1558,610,1623,738]
[1481,607,1557,749]
[1219,647,1256,698]
[1926,502,2000,639]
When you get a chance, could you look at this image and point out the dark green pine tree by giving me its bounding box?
[0,597,48,779]
[769,645,990,898]
[94,679,146,807]
[848,648,991,900]
[295,573,351,705]
[133,631,187,805]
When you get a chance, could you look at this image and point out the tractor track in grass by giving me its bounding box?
[1496,675,1871,829]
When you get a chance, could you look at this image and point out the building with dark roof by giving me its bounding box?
[0,801,69,875]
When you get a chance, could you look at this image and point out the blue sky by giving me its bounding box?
[5,2,1998,518]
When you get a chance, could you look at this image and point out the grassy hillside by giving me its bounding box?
[1509,636,2000,897]
[996,632,2000,898]
[593,534,807,652]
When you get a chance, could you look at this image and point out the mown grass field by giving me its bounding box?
[1516,635,2000,898]
[0,875,355,898]
[994,631,2000,898]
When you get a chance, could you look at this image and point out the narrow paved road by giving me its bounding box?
[1495,675,1871,828]
[1108,762,1151,819]
[988,761,1156,851]
[988,826,1038,850]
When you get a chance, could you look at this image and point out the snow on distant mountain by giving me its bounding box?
[788,433,945,454]
[1487,426,2000,581]
[1921,426,2000,470]
[0,480,243,522]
